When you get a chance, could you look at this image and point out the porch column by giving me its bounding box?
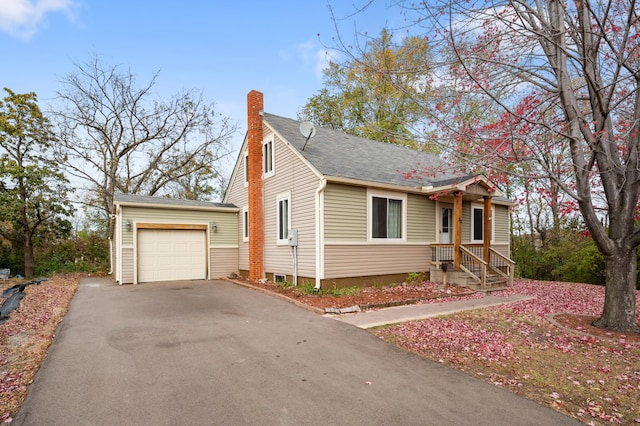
[453,192,463,268]
[483,196,492,263]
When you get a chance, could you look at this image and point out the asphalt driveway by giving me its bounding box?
[14,278,579,426]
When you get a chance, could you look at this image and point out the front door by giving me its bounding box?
[441,206,453,243]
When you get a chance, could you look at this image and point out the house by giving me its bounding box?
[112,194,239,284]
[223,90,514,290]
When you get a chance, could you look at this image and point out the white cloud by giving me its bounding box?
[0,0,76,40]
[313,48,339,80]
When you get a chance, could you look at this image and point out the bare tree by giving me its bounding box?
[53,55,238,240]
[331,0,640,332]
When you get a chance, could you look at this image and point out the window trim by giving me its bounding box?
[263,135,275,178]
[471,204,495,243]
[243,150,249,187]
[242,206,249,242]
[276,191,291,245]
[367,189,407,242]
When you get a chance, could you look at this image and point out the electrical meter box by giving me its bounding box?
[287,229,298,246]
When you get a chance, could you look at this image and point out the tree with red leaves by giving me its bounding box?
[331,0,640,332]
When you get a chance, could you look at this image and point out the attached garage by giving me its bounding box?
[112,194,239,285]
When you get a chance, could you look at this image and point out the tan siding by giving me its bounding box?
[121,207,237,246]
[122,248,134,284]
[263,131,320,277]
[491,243,510,258]
[494,205,510,243]
[407,194,436,242]
[324,244,430,278]
[210,247,239,278]
[222,142,249,271]
[324,184,367,241]
[462,203,471,242]
[225,142,249,208]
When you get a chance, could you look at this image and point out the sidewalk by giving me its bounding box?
[326,294,535,328]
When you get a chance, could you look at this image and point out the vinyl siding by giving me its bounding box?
[122,248,134,284]
[324,184,367,241]
[263,130,320,277]
[324,244,430,278]
[407,194,436,242]
[120,207,237,247]
[494,205,510,243]
[210,247,239,278]
[462,202,471,242]
[491,243,510,258]
[224,142,250,271]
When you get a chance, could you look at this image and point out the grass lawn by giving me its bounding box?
[373,280,640,425]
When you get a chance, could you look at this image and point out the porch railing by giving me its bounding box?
[430,244,515,288]
[488,248,515,287]
[459,245,486,286]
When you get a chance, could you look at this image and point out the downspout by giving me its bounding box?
[314,178,327,290]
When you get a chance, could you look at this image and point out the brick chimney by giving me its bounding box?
[247,90,264,280]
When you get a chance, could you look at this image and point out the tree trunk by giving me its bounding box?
[593,248,640,333]
[23,234,35,279]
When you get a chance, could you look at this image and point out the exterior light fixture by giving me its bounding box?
[210,222,217,233]
[125,220,133,232]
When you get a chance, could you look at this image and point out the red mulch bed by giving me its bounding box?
[234,278,476,310]
[552,313,640,343]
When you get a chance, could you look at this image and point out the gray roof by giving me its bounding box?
[263,112,462,189]
[114,193,237,209]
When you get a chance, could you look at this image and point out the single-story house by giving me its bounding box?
[112,90,515,289]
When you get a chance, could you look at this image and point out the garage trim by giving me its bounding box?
[136,223,208,230]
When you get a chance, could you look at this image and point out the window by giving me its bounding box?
[472,205,494,242]
[276,192,291,243]
[263,137,274,177]
[242,207,249,242]
[243,150,249,185]
[369,192,405,240]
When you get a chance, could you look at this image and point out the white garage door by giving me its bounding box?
[137,229,207,282]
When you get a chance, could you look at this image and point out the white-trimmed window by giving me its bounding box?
[263,136,274,177]
[276,191,291,244]
[242,207,249,242]
[243,150,249,186]
[368,190,406,241]
[471,205,495,242]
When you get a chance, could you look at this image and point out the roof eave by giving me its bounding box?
[114,200,239,213]
[324,175,424,193]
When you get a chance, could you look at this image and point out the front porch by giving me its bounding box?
[430,244,515,291]
[424,183,515,292]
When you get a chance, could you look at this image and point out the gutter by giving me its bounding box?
[314,178,327,290]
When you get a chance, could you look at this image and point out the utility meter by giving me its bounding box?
[287,229,298,247]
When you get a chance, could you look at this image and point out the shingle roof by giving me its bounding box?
[114,193,237,209]
[263,113,462,189]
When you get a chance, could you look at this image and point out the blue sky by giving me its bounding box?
[1,1,400,161]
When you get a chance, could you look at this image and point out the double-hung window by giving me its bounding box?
[276,192,290,244]
[263,137,274,177]
[242,207,249,242]
[243,150,249,186]
[369,191,405,240]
